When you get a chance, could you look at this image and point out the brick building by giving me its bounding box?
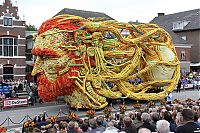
[0,0,26,80]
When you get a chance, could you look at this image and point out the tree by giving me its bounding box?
[26,24,37,31]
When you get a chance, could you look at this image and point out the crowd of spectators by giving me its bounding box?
[0,79,39,108]
[0,79,27,99]
[21,97,200,133]
[3,72,200,132]
[180,71,200,90]
[0,79,28,110]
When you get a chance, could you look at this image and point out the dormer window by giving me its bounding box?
[3,17,13,26]
[3,13,13,26]
[172,21,190,30]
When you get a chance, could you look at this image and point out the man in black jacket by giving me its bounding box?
[175,109,200,133]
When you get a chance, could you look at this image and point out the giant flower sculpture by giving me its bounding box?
[32,14,180,109]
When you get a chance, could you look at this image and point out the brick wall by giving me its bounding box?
[0,0,26,80]
[0,58,25,66]
[175,47,190,61]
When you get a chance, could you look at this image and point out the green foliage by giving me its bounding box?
[26,24,37,31]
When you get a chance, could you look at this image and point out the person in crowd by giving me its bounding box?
[28,90,34,105]
[53,123,59,131]
[139,112,156,132]
[115,114,124,130]
[121,116,137,133]
[11,90,17,98]
[138,128,152,133]
[59,121,68,132]
[176,79,182,93]
[0,92,5,100]
[32,87,38,103]
[33,115,38,123]
[81,122,89,133]
[156,120,170,133]
[151,112,160,127]
[163,111,176,132]
[175,112,184,127]
[159,108,167,120]
[182,77,188,89]
[32,127,41,133]
[194,112,200,126]
[175,109,200,133]
[166,93,172,104]
[87,118,103,133]
[192,105,199,112]
[47,127,57,133]
[103,121,119,133]
[96,116,106,132]
[18,82,23,91]
[67,121,82,133]
[37,115,42,122]
[13,85,18,92]
[133,112,143,129]
[39,97,44,104]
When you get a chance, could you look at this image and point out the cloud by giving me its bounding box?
[8,0,200,28]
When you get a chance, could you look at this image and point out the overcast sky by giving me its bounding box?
[1,0,199,28]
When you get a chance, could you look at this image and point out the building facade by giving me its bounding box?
[150,9,200,73]
[0,0,26,80]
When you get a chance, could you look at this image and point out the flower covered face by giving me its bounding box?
[32,28,70,81]
[31,28,78,101]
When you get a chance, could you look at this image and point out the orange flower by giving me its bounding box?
[172,99,180,104]
[103,107,112,118]
[185,98,192,103]
[119,104,127,114]
[0,127,7,132]
[23,120,35,129]
[66,112,79,121]
[86,110,96,118]
[160,99,167,105]
[133,103,141,109]
[147,101,155,107]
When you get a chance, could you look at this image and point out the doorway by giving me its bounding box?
[3,64,14,80]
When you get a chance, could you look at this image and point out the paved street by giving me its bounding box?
[172,89,200,101]
[0,103,68,127]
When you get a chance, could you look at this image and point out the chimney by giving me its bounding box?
[158,13,165,17]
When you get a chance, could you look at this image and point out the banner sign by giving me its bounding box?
[2,98,28,108]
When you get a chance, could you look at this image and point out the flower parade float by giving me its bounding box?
[31,14,180,109]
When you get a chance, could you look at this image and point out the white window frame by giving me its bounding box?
[181,49,186,61]
[173,21,190,30]
[0,37,18,57]
[3,17,13,26]
[181,36,187,40]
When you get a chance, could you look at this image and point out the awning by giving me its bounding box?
[190,62,200,67]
